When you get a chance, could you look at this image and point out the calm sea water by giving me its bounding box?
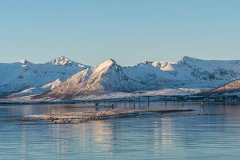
[1,102,240,160]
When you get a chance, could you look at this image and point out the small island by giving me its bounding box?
[24,108,194,124]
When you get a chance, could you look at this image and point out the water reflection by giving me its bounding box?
[1,103,240,159]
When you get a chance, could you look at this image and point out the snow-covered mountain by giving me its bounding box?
[47,59,145,99]
[47,56,87,68]
[124,56,240,88]
[0,56,88,97]
[45,56,240,99]
[1,56,240,99]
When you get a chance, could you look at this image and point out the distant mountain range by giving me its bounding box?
[1,56,240,99]
[0,56,88,97]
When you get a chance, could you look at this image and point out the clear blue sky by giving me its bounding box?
[0,0,240,65]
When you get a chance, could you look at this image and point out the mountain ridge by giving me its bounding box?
[0,56,89,97]
[1,56,240,99]
[45,57,240,99]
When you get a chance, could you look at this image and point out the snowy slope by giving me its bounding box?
[123,61,182,89]
[124,56,240,88]
[176,56,240,81]
[206,79,240,95]
[0,56,88,97]
[9,79,63,98]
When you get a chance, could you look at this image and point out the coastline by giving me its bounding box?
[1,94,240,106]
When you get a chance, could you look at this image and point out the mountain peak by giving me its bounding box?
[102,59,117,66]
[19,59,31,65]
[48,56,74,65]
[182,56,199,61]
[94,59,118,71]
[178,56,204,64]
[142,60,153,65]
